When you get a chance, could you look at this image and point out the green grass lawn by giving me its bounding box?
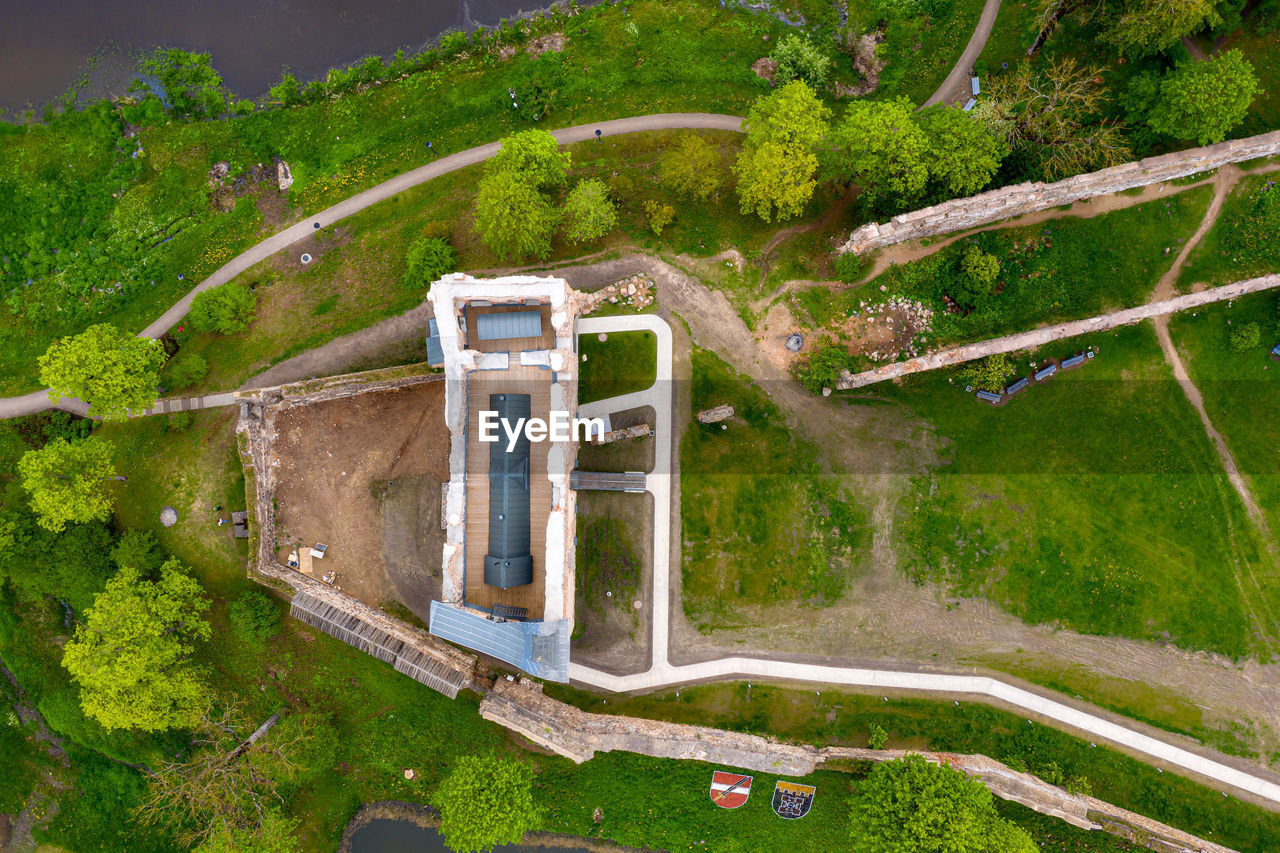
[1178,174,1280,291]
[1168,291,1280,541]
[884,322,1279,659]
[800,185,1213,356]
[543,681,1279,853]
[578,329,658,404]
[870,0,990,105]
[681,349,865,622]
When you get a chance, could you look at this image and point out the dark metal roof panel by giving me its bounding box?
[476,310,542,341]
[426,317,444,366]
[487,394,532,579]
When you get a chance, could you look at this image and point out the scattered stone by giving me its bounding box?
[697,405,734,424]
[276,159,294,191]
[160,507,178,527]
[751,57,778,83]
[785,333,804,352]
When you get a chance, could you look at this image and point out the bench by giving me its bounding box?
[976,389,1002,404]
[1005,378,1030,396]
[1034,363,1058,382]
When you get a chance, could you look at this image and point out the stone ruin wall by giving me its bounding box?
[838,130,1280,256]
[480,679,1239,853]
[234,365,477,684]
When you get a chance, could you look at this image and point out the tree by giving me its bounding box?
[168,351,209,389]
[39,324,165,420]
[18,437,119,532]
[918,107,1008,197]
[488,129,571,190]
[62,560,211,732]
[826,97,929,199]
[0,509,116,611]
[734,81,831,222]
[473,173,559,261]
[562,179,618,244]
[228,590,282,646]
[188,282,258,334]
[984,58,1129,179]
[771,34,831,90]
[1102,0,1221,57]
[1229,321,1261,353]
[435,755,538,853]
[1146,51,1260,145]
[643,200,676,235]
[403,236,457,291]
[954,246,1001,308]
[848,755,1037,853]
[659,134,722,201]
[959,353,1015,393]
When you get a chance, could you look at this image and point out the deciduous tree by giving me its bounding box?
[848,755,1037,853]
[1103,0,1221,57]
[39,324,165,420]
[1146,51,1260,145]
[918,107,1008,197]
[62,560,211,732]
[18,437,119,532]
[488,129,571,190]
[188,282,258,334]
[659,134,722,201]
[825,97,929,199]
[562,179,618,244]
[734,82,831,221]
[435,754,538,853]
[473,173,559,261]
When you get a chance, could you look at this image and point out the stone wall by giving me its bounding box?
[838,131,1280,255]
[481,679,1238,853]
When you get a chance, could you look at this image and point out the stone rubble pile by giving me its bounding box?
[580,274,655,314]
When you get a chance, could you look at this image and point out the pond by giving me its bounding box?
[348,819,598,853]
[2,0,537,113]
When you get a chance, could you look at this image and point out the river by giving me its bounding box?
[349,819,600,852]
[0,0,537,114]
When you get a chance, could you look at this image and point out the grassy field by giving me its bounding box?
[1178,174,1280,291]
[543,681,1279,853]
[681,348,865,622]
[1168,291,1280,541]
[884,322,1280,659]
[796,185,1213,357]
[578,329,658,404]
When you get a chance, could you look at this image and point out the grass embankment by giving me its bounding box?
[797,185,1213,354]
[578,329,658,404]
[885,322,1279,660]
[1169,291,1280,539]
[1179,174,1280,291]
[544,681,1279,853]
[681,349,865,621]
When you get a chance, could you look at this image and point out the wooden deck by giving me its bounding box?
[467,304,554,353]
[464,363,552,616]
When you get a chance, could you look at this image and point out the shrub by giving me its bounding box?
[403,236,457,291]
[188,282,257,334]
[167,351,208,389]
[869,722,888,749]
[771,35,831,90]
[959,353,1015,392]
[952,245,1000,309]
[562,179,618,244]
[658,134,722,201]
[834,252,868,285]
[164,411,195,432]
[1228,321,1261,353]
[228,590,282,646]
[796,346,852,393]
[643,200,675,236]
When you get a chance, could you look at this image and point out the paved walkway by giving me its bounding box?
[921,0,1003,107]
[576,314,675,668]
[837,272,1280,389]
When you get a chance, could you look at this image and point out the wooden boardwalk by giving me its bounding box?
[464,364,552,616]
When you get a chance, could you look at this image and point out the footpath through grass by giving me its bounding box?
[887,322,1278,659]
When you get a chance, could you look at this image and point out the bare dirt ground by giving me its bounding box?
[271,382,449,622]
[573,490,654,675]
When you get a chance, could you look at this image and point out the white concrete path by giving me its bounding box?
[576,314,675,668]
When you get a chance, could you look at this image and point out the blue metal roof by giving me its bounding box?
[428,602,570,682]
[426,318,444,367]
[476,310,542,341]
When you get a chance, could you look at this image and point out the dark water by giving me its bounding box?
[349,819,596,853]
[0,0,535,112]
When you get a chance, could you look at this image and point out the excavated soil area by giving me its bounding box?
[271,382,449,622]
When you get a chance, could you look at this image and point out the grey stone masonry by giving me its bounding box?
[838,131,1280,255]
[837,274,1280,390]
[480,680,1237,853]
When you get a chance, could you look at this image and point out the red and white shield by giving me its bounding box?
[709,771,753,809]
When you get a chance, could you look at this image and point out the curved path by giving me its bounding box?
[922,0,1003,108]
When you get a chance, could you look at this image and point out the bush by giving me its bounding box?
[167,352,208,389]
[952,246,1000,309]
[188,282,257,334]
[869,722,888,749]
[658,134,722,201]
[562,179,618,244]
[834,252,868,285]
[795,346,853,393]
[959,353,1015,392]
[163,411,195,432]
[228,590,282,646]
[643,200,675,236]
[1228,321,1261,353]
[403,236,457,291]
[771,35,831,90]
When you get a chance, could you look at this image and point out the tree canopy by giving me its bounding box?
[1145,51,1260,145]
[659,133,723,201]
[733,81,831,221]
[847,755,1037,853]
[918,107,1009,198]
[474,173,560,261]
[771,34,831,90]
[188,282,258,334]
[62,560,211,732]
[0,509,116,611]
[1102,0,1221,57]
[488,129,571,189]
[39,324,165,420]
[562,179,618,244]
[825,97,930,199]
[434,754,538,853]
[18,437,118,533]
